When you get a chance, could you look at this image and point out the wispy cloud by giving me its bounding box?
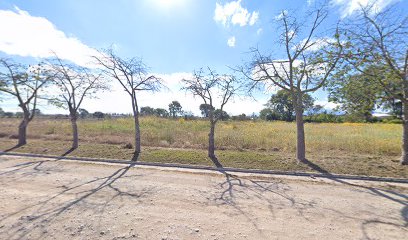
[227,36,236,47]
[214,0,259,27]
[315,100,339,110]
[294,37,337,52]
[274,10,288,21]
[0,6,98,66]
[331,0,400,17]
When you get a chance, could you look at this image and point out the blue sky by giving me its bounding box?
[0,0,406,115]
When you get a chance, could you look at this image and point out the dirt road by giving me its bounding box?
[0,155,407,240]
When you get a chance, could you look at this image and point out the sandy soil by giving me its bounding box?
[0,155,407,240]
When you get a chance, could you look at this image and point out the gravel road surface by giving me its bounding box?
[0,155,407,240]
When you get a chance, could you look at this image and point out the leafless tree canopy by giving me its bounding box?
[93,48,164,160]
[93,48,163,96]
[0,58,51,145]
[47,55,106,114]
[182,67,241,163]
[245,7,343,94]
[0,59,49,118]
[182,67,240,123]
[46,54,106,150]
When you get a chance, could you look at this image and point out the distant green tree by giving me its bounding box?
[309,105,324,115]
[307,105,325,122]
[0,107,4,117]
[33,109,42,116]
[306,113,343,123]
[328,66,384,122]
[154,108,169,118]
[328,64,403,122]
[79,108,89,119]
[93,111,105,119]
[199,103,214,118]
[15,112,24,118]
[4,112,13,118]
[168,101,183,118]
[266,90,314,121]
[140,106,155,116]
[232,113,249,121]
[214,109,229,121]
[384,100,402,119]
[259,108,279,121]
[339,5,407,164]
[183,111,195,120]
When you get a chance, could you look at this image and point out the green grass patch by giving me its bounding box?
[0,138,406,179]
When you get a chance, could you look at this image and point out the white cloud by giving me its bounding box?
[294,37,337,52]
[288,30,296,39]
[0,6,99,67]
[331,0,399,17]
[249,11,259,26]
[274,10,288,21]
[256,28,263,35]
[315,100,339,110]
[227,36,236,47]
[214,0,259,27]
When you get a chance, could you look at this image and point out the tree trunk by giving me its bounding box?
[18,116,29,146]
[133,113,141,161]
[401,101,408,165]
[70,113,79,150]
[402,66,408,165]
[295,94,306,162]
[131,94,141,161]
[208,121,216,159]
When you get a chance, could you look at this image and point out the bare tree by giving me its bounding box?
[340,5,408,165]
[182,67,241,165]
[47,55,106,151]
[93,49,163,161]
[0,59,49,146]
[240,6,343,161]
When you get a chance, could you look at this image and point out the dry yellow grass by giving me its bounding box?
[0,117,401,155]
[0,117,406,178]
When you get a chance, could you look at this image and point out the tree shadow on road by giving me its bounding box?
[206,157,407,238]
[3,144,23,152]
[209,168,317,236]
[0,158,54,180]
[0,162,154,240]
[204,153,319,232]
[60,147,76,157]
[300,158,408,237]
[209,155,223,168]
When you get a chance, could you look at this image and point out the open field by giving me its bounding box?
[0,117,407,178]
[0,117,402,154]
[0,155,407,240]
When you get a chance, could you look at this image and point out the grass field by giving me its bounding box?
[0,117,406,178]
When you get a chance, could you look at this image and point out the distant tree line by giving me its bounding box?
[258,89,402,123]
